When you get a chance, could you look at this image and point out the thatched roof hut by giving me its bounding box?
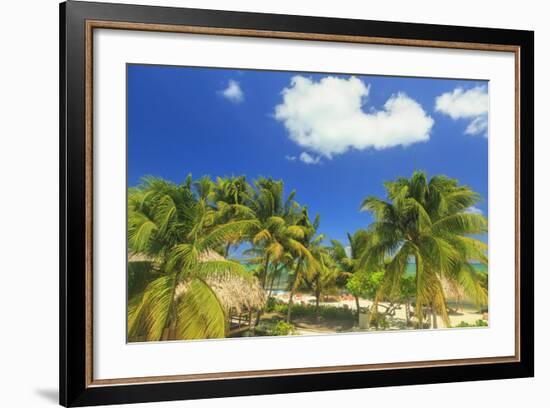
[176,250,266,314]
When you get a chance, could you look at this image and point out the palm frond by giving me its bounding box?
[175,279,225,340]
[330,239,348,262]
[199,219,260,250]
[419,235,460,275]
[440,188,481,215]
[194,259,253,282]
[128,212,158,253]
[454,263,489,307]
[128,275,175,341]
[154,194,177,233]
[360,196,394,221]
[266,216,286,230]
[166,243,199,274]
[445,235,488,264]
[266,241,284,261]
[253,228,272,244]
[287,238,314,262]
[432,213,488,235]
[404,197,432,231]
[286,225,306,240]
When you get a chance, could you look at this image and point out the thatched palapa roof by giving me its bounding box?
[175,250,266,314]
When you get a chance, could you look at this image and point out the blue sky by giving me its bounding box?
[127,64,488,245]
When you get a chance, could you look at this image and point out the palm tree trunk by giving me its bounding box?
[355,295,361,325]
[314,276,321,321]
[267,275,276,299]
[431,303,438,329]
[254,309,263,326]
[258,265,279,325]
[315,290,321,322]
[414,255,423,329]
[267,264,281,299]
[405,299,411,326]
[286,291,296,323]
[261,255,270,289]
[255,256,271,325]
[286,259,303,323]
[276,269,283,290]
[161,273,180,341]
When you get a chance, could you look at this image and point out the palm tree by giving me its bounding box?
[331,230,371,323]
[360,171,488,328]
[194,175,256,256]
[307,242,339,321]
[285,208,320,323]
[245,178,302,289]
[233,177,312,325]
[127,177,259,341]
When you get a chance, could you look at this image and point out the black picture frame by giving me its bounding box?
[60,1,534,406]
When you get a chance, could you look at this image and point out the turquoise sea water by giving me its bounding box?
[404,263,487,275]
[246,263,488,290]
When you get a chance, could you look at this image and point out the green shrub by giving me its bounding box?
[271,302,354,322]
[369,313,389,329]
[252,325,270,336]
[265,296,284,312]
[271,321,296,336]
[273,303,288,314]
[319,305,354,321]
[254,320,296,336]
[455,319,488,328]
[346,271,384,300]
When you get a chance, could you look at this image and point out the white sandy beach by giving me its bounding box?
[272,292,487,334]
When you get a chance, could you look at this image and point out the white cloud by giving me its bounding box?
[274,76,434,158]
[285,155,297,161]
[465,116,488,136]
[435,86,488,136]
[465,206,483,215]
[220,80,244,103]
[299,152,321,164]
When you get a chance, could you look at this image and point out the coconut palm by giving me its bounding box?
[245,248,294,299]
[360,171,488,328]
[330,230,371,322]
[246,177,303,289]
[285,208,320,323]
[307,242,340,320]
[127,177,259,341]
[224,177,313,326]
[194,175,256,256]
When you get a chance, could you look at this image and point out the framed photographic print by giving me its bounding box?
[59,1,534,406]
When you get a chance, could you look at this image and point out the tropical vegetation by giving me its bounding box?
[127,171,489,342]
